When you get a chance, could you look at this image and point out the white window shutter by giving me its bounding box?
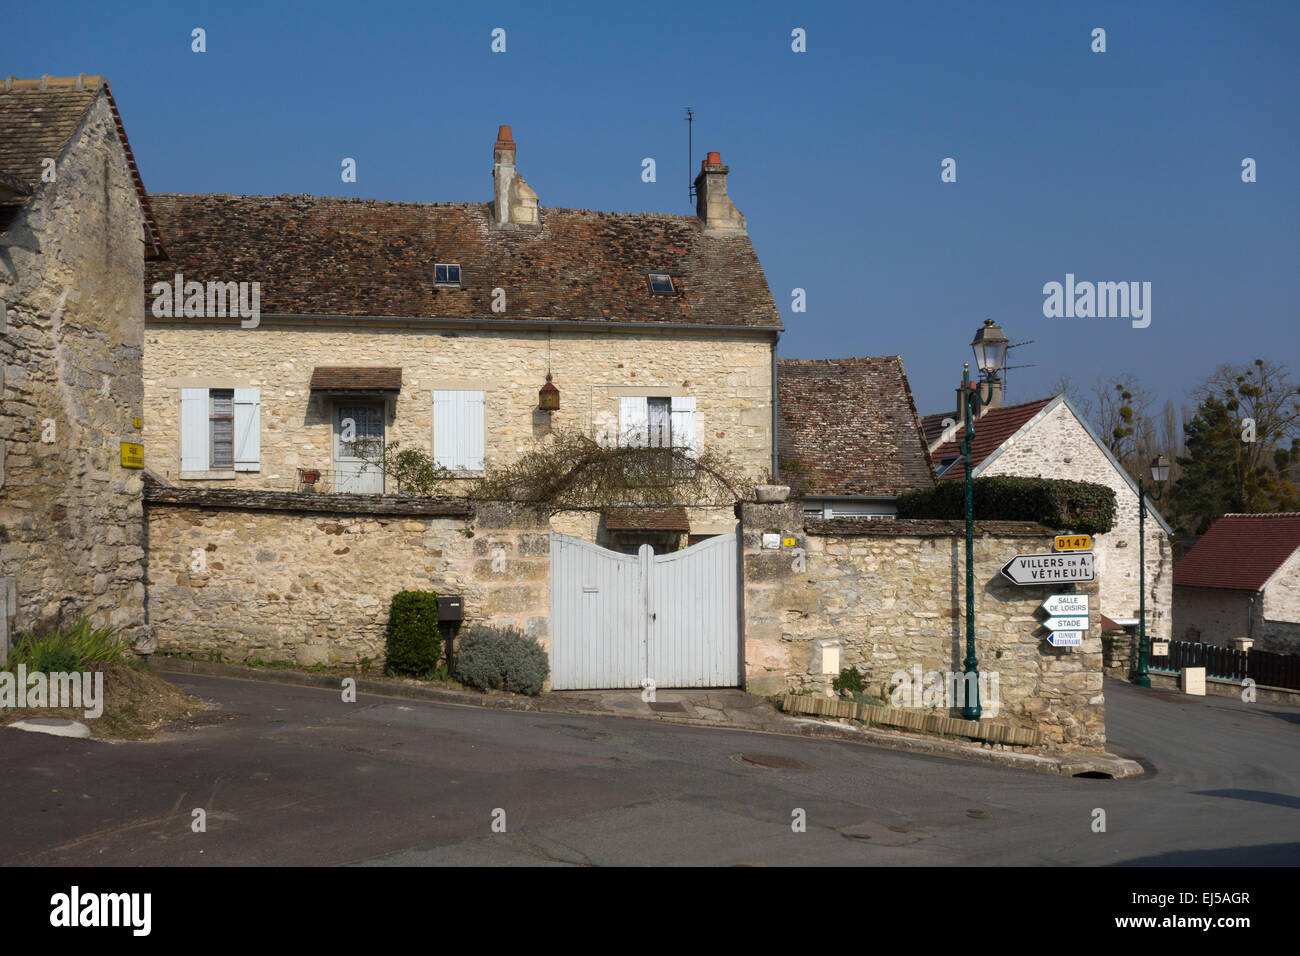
[433,390,454,468]
[670,396,697,454]
[433,390,485,471]
[620,397,649,447]
[465,390,485,471]
[180,388,209,472]
[233,388,260,471]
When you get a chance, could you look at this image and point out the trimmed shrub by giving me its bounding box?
[895,476,1116,535]
[452,625,549,696]
[385,590,442,677]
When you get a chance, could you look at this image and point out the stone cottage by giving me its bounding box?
[1173,512,1300,654]
[0,75,164,655]
[777,355,935,518]
[925,394,1174,642]
[141,128,781,551]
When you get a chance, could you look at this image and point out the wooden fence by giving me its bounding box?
[1152,640,1300,691]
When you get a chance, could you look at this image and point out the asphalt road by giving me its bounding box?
[1,673,1297,866]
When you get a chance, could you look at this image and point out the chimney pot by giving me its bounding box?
[706,151,721,165]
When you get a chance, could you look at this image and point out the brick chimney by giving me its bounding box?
[492,125,539,228]
[693,151,746,236]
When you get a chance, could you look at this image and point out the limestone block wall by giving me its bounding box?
[1262,547,1300,625]
[741,502,1106,750]
[144,489,550,667]
[978,400,1172,642]
[1175,581,1300,655]
[0,93,148,644]
[142,323,774,527]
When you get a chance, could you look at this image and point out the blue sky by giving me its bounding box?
[10,0,1297,417]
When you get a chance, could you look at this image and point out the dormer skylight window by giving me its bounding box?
[648,272,675,294]
[435,263,461,287]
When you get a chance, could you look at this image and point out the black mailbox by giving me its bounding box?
[437,596,463,622]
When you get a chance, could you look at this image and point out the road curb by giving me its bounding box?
[156,659,1144,778]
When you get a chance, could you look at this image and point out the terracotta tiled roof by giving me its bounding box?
[777,356,936,497]
[1173,513,1300,592]
[308,367,402,391]
[0,75,164,258]
[145,193,782,328]
[921,411,958,449]
[930,397,1056,479]
[604,507,691,532]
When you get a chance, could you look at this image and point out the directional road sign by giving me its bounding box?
[1044,614,1089,631]
[1054,535,1092,551]
[1047,632,1083,647]
[1000,551,1095,585]
[1042,593,1090,617]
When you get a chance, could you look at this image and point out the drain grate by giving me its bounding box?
[732,752,814,770]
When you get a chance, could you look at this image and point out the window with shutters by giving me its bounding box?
[180,386,260,477]
[209,389,235,470]
[619,396,698,478]
[432,389,485,472]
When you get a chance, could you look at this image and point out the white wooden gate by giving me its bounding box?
[549,532,740,690]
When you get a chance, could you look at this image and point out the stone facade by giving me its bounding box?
[142,323,771,543]
[741,502,1106,750]
[1,89,151,649]
[145,489,549,666]
[1174,582,1300,655]
[977,399,1173,642]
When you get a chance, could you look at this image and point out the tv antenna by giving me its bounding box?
[997,339,1036,401]
[685,107,695,206]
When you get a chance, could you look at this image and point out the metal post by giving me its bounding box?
[1135,477,1150,687]
[962,364,981,719]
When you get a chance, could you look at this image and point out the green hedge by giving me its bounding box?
[385,590,442,677]
[895,476,1116,535]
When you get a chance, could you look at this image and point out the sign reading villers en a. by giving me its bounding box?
[1000,552,1095,585]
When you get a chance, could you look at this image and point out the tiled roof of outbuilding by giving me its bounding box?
[1173,513,1300,592]
[930,397,1056,479]
[308,367,402,391]
[145,193,782,328]
[777,356,936,498]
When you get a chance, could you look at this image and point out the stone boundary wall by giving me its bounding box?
[144,488,549,667]
[741,502,1105,751]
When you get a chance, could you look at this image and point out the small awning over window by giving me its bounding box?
[309,367,402,392]
[603,507,691,532]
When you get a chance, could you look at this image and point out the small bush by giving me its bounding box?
[6,616,128,673]
[385,591,442,677]
[832,666,865,696]
[895,476,1117,535]
[452,625,549,696]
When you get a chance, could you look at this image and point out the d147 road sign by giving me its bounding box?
[1054,535,1091,551]
[1044,614,1089,631]
[1047,632,1083,647]
[1000,552,1095,585]
[1042,593,1090,617]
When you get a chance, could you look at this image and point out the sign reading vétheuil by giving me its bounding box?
[1001,552,1095,585]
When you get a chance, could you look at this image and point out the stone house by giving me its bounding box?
[925,394,1174,641]
[776,356,935,518]
[0,75,164,655]
[141,128,781,551]
[1172,513,1300,654]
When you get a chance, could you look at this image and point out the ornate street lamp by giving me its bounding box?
[959,319,1008,719]
[1134,454,1170,687]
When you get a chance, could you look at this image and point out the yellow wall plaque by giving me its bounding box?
[120,442,144,468]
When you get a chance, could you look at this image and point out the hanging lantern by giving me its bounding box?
[538,372,560,412]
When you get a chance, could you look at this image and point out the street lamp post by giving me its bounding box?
[959,319,1009,719]
[1134,454,1171,688]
